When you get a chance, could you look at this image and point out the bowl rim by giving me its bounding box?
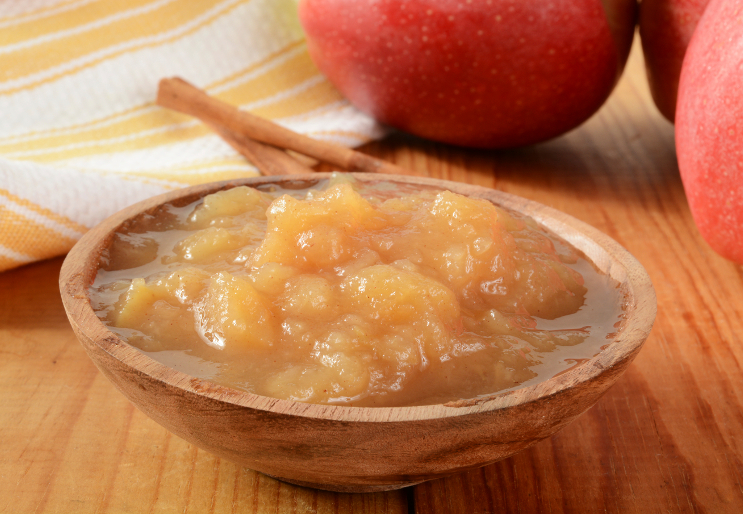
[59,172,656,423]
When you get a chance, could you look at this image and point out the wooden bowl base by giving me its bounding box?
[263,473,423,493]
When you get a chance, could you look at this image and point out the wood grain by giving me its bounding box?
[2,35,742,513]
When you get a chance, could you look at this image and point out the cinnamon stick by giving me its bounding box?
[208,123,314,176]
[157,77,418,177]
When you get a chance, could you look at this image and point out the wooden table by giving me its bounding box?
[2,38,742,514]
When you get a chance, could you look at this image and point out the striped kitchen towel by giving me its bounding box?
[0,0,385,273]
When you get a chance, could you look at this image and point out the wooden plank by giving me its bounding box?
[0,258,409,513]
[410,37,743,514]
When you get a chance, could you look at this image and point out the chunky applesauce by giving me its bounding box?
[90,174,623,407]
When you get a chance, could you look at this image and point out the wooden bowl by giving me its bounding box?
[59,173,656,493]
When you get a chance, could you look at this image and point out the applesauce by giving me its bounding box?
[90,174,624,407]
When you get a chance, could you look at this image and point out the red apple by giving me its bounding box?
[676,0,743,263]
[298,0,637,149]
[639,0,709,122]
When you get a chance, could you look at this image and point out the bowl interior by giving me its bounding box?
[61,172,656,419]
